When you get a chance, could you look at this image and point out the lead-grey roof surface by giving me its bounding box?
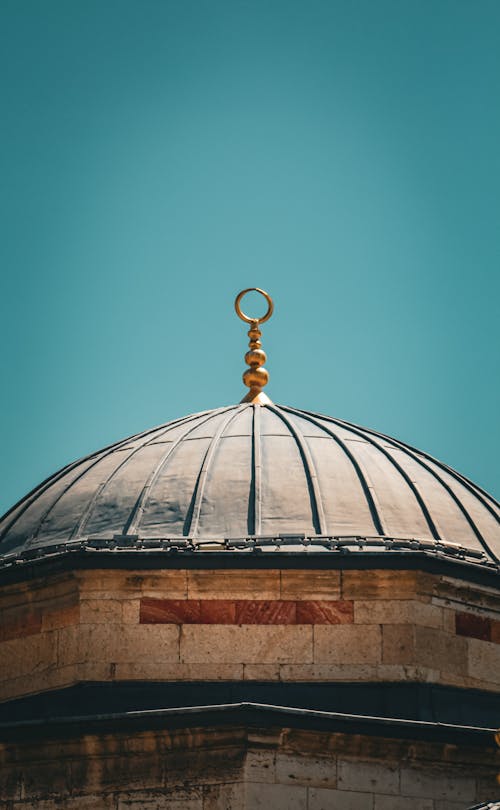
[1,403,499,566]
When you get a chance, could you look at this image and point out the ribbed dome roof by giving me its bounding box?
[1,403,499,567]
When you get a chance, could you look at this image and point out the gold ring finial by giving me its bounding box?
[235,288,274,325]
[234,288,274,405]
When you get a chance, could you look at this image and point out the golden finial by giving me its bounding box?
[234,287,274,405]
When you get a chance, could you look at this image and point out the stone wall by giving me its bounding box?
[0,724,498,809]
[1,568,500,701]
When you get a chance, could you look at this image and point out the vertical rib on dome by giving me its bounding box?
[121,407,233,538]
[333,414,499,564]
[0,418,184,547]
[184,406,244,538]
[268,405,327,535]
[251,404,263,536]
[280,405,385,537]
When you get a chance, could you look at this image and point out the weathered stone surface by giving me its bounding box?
[314,625,381,664]
[296,601,353,624]
[0,629,57,680]
[42,603,80,632]
[468,637,500,684]
[338,759,399,795]
[0,725,497,808]
[244,749,276,783]
[187,570,280,600]
[354,600,442,629]
[141,598,203,624]
[308,787,374,809]
[180,625,313,664]
[280,664,377,681]
[0,609,41,642]
[59,623,180,667]
[122,599,140,624]
[400,767,476,801]
[275,752,337,787]
[235,600,296,624]
[80,599,123,624]
[382,625,415,665]
[374,797,433,809]
[342,571,419,600]
[491,619,500,644]
[117,788,204,809]
[243,663,280,680]
[203,782,245,810]
[414,627,467,677]
[201,601,238,624]
[280,571,341,600]
[78,570,188,599]
[114,662,244,681]
[246,782,307,809]
[455,611,491,641]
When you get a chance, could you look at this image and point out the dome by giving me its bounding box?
[1,402,499,568]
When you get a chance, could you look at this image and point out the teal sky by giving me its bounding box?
[1,0,499,515]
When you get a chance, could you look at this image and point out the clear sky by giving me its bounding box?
[1,0,499,515]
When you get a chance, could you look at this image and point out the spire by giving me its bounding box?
[234,287,274,405]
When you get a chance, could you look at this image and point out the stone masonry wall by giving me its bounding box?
[1,568,500,701]
[0,724,498,809]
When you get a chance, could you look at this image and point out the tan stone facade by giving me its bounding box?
[0,724,498,809]
[0,569,500,699]
[1,567,500,702]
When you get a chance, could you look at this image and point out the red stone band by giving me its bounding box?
[455,611,500,643]
[139,598,354,625]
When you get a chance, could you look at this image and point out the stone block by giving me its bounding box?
[0,609,42,642]
[280,664,377,681]
[201,600,237,624]
[342,571,418,600]
[382,626,415,665]
[180,625,312,664]
[308,787,374,809]
[455,611,491,640]
[243,663,280,679]
[245,749,276,783]
[415,626,467,677]
[118,788,203,809]
[80,599,123,624]
[74,752,163,794]
[0,629,57,680]
[187,570,280,600]
[374,798,433,810]
[338,759,399,795]
[442,609,456,634]
[58,623,179,666]
[491,619,500,644]
[13,797,116,810]
[400,767,475,801]
[235,600,296,624]
[141,598,203,624]
[281,571,341,600]
[296,601,353,624]
[203,782,245,810]
[275,752,337,787]
[41,603,80,631]
[122,599,140,624]
[468,637,500,684]
[245,782,307,809]
[354,600,442,629]
[313,625,381,664]
[375,665,439,684]
[78,570,187,598]
[114,662,244,681]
